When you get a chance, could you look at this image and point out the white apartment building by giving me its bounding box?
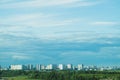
[10,65,24,70]
[78,64,84,70]
[58,64,66,70]
[46,64,57,70]
[67,64,73,70]
[41,65,46,70]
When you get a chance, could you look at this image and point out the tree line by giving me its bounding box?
[0,70,120,80]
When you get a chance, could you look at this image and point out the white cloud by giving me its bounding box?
[61,51,96,57]
[12,55,30,60]
[0,13,53,25]
[0,25,120,43]
[37,32,120,42]
[0,0,14,3]
[63,0,101,7]
[0,13,81,29]
[0,0,102,8]
[0,52,32,61]
[91,21,119,26]
[60,46,120,59]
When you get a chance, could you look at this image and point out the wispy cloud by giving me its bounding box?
[91,21,119,26]
[0,0,102,8]
[0,0,120,66]
[0,13,81,28]
[0,13,53,26]
[0,26,120,43]
[60,46,120,60]
[0,0,14,3]
[12,55,30,60]
[0,52,31,61]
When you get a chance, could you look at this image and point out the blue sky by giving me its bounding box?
[0,0,120,66]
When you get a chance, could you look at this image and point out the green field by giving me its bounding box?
[2,76,40,80]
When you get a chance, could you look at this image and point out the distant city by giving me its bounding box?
[0,64,120,71]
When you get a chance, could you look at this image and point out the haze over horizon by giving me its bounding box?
[0,0,120,66]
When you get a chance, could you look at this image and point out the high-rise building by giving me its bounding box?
[46,64,57,70]
[73,65,77,70]
[27,64,33,70]
[0,65,1,70]
[78,64,84,70]
[58,64,66,70]
[36,64,42,71]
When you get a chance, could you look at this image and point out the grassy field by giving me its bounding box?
[1,74,119,80]
[2,76,40,80]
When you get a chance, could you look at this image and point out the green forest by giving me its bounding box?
[0,70,120,80]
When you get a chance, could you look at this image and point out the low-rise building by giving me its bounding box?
[10,65,24,70]
[41,65,46,70]
[66,64,73,70]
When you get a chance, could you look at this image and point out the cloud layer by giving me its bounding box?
[0,0,120,66]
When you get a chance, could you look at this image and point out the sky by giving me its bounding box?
[0,0,120,66]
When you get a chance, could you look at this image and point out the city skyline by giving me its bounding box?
[0,63,120,71]
[0,0,120,66]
